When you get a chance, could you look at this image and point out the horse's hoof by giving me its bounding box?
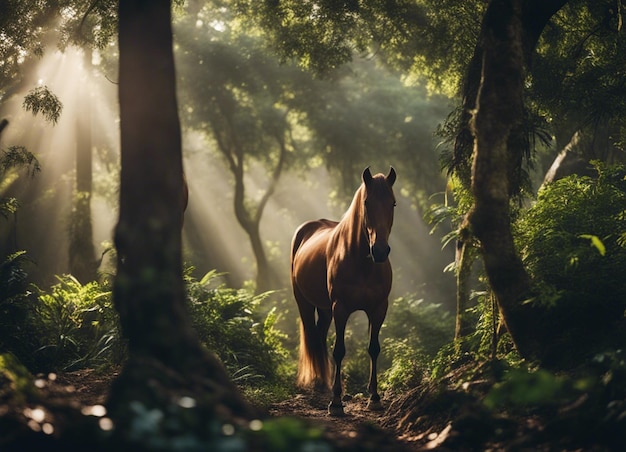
[367,399,384,411]
[328,402,345,417]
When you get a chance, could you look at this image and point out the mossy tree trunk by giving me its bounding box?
[453,0,568,345]
[108,0,254,441]
[452,0,576,365]
[465,0,538,361]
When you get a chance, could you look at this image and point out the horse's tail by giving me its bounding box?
[291,221,331,390]
[296,306,331,389]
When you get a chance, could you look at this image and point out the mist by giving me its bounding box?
[0,21,456,312]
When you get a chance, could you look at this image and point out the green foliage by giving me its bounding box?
[515,164,626,323]
[0,0,58,89]
[384,296,454,356]
[3,266,292,395]
[532,1,626,143]
[248,417,329,452]
[177,5,447,199]
[57,0,118,50]
[0,145,41,220]
[484,367,573,410]
[240,0,368,75]
[428,291,520,382]
[341,294,454,393]
[185,271,290,384]
[482,348,626,444]
[0,352,38,404]
[425,174,475,250]
[382,339,429,391]
[0,145,41,177]
[0,252,39,365]
[240,0,476,92]
[22,85,63,124]
[32,275,122,371]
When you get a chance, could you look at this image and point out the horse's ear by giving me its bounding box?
[386,167,396,187]
[362,167,373,186]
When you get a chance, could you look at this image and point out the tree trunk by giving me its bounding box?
[69,50,98,283]
[248,222,276,293]
[453,0,569,187]
[232,175,278,293]
[454,233,476,341]
[225,130,286,294]
[452,0,568,350]
[109,0,254,441]
[466,0,538,360]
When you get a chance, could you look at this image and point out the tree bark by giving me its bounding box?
[466,0,536,360]
[109,0,254,440]
[452,1,568,343]
[453,0,569,187]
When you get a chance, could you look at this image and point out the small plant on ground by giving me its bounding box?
[32,275,122,372]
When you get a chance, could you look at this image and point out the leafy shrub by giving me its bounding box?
[0,144,42,367]
[514,164,626,334]
[339,294,454,393]
[7,267,292,399]
[382,296,454,390]
[0,252,40,367]
[185,270,289,384]
[32,275,122,372]
[484,367,573,410]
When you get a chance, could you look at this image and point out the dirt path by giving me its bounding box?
[268,391,424,451]
[41,371,433,450]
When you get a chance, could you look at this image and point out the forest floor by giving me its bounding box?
[23,368,438,450]
[268,390,425,451]
[4,367,623,451]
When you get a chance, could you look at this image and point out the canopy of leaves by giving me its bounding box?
[176,13,312,173]
[176,6,448,200]
[530,1,626,151]
[239,0,483,93]
[303,58,448,196]
[0,0,57,92]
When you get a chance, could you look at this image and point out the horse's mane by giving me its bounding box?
[335,182,367,252]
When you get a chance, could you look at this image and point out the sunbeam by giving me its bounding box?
[0,44,454,309]
[0,45,118,284]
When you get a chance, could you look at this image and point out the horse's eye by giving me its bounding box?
[393,201,397,207]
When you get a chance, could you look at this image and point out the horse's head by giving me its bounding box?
[362,166,396,263]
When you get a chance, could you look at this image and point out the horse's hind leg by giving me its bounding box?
[312,307,332,391]
[295,287,330,389]
[366,301,388,411]
[316,307,331,346]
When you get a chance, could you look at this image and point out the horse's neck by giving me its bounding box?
[335,189,368,256]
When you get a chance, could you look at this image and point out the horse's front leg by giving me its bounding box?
[328,302,349,416]
[366,301,388,411]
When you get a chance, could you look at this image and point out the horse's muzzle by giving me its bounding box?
[370,243,391,263]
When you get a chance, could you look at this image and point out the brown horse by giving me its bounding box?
[290,167,396,415]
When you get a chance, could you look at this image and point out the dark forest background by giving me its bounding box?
[1,0,626,450]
